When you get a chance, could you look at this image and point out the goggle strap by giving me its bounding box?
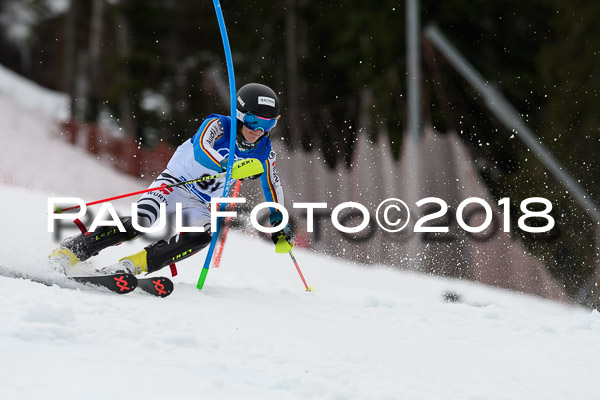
[236,109,245,122]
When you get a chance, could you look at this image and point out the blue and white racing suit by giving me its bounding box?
[136,114,284,230]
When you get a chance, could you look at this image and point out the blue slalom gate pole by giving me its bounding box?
[197,0,237,289]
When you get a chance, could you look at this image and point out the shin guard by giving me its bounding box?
[145,231,212,273]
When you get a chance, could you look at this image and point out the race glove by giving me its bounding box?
[220,158,262,180]
[270,211,295,250]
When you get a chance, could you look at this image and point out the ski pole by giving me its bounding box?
[212,179,242,268]
[55,175,220,213]
[55,158,263,213]
[288,250,313,292]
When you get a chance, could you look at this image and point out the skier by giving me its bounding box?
[50,83,295,275]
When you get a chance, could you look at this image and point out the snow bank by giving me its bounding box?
[0,63,69,121]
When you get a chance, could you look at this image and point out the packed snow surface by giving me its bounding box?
[1,64,599,399]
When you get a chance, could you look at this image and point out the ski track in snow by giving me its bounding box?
[1,71,600,399]
[2,173,600,400]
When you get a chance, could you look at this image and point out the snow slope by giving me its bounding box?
[1,66,599,400]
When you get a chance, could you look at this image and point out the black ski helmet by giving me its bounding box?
[235,83,280,150]
[236,83,280,118]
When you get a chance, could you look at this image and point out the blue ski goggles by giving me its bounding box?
[237,110,279,133]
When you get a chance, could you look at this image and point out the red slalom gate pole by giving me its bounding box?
[288,250,313,292]
[212,179,242,268]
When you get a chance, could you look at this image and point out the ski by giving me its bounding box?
[71,273,174,297]
[71,272,138,294]
[0,265,135,294]
[137,276,174,298]
[0,265,174,297]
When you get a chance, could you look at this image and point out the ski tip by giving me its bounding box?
[138,276,174,298]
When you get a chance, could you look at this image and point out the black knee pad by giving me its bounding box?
[146,231,212,273]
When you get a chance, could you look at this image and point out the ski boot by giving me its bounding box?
[103,231,212,276]
[100,249,149,276]
[49,217,141,271]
